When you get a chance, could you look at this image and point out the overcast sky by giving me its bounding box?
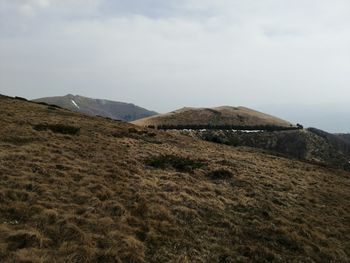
[1,0,350,131]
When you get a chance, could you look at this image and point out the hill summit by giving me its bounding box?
[132,106,296,130]
[33,94,157,122]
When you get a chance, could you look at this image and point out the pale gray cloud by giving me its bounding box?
[1,0,350,131]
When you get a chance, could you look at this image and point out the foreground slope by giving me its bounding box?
[0,95,349,262]
[33,94,157,121]
[132,106,295,129]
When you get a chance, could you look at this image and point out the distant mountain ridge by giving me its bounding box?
[132,106,297,130]
[33,94,157,121]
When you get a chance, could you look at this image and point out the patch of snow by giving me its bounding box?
[243,130,263,133]
[71,100,80,109]
[231,129,263,133]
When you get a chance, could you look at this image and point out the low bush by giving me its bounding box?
[6,230,46,250]
[14,96,28,101]
[2,136,35,145]
[207,169,233,180]
[33,123,80,135]
[146,154,204,172]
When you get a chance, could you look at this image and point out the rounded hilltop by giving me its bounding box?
[132,106,296,130]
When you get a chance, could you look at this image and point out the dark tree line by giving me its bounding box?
[147,124,302,132]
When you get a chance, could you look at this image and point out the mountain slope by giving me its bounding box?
[0,95,349,262]
[132,106,296,130]
[336,133,350,145]
[307,128,350,157]
[190,129,350,170]
[33,94,157,121]
[133,106,350,169]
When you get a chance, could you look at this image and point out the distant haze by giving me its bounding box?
[258,104,350,133]
[1,1,350,132]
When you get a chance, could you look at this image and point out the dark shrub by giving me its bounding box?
[200,132,231,145]
[2,136,35,145]
[14,96,28,101]
[275,235,301,251]
[207,169,233,180]
[35,102,50,106]
[33,124,80,135]
[48,106,57,110]
[146,154,204,172]
[6,230,43,250]
[33,124,48,132]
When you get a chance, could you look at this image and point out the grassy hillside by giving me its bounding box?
[335,133,350,145]
[33,94,157,121]
[307,128,350,157]
[188,129,350,170]
[0,95,349,262]
[132,106,296,130]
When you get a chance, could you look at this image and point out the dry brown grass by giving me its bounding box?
[0,95,349,262]
[132,106,294,128]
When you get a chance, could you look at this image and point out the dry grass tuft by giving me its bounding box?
[6,229,49,250]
